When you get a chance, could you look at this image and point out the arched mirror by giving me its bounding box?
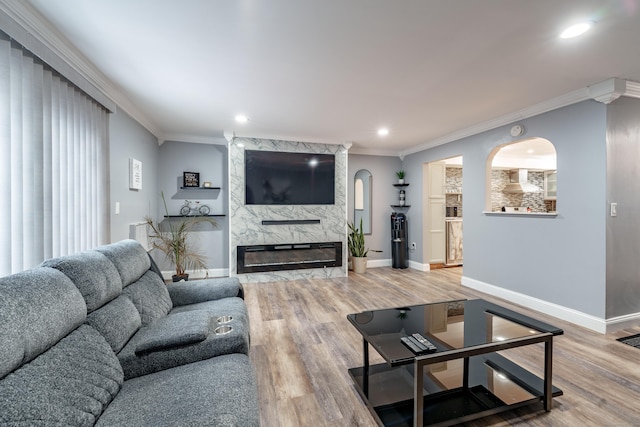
[354,169,372,234]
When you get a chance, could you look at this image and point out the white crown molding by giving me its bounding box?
[399,87,591,157]
[224,131,346,147]
[588,78,626,104]
[349,146,403,157]
[623,80,640,99]
[161,133,227,146]
[0,0,162,138]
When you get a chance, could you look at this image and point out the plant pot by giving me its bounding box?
[352,257,367,274]
[172,273,189,282]
[398,179,405,184]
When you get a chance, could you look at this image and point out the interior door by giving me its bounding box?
[423,161,446,264]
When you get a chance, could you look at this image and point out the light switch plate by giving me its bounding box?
[611,202,617,217]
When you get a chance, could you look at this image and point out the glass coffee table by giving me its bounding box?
[347,299,563,426]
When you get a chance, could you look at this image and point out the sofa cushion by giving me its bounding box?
[134,311,212,355]
[118,310,249,379]
[0,267,86,379]
[41,251,123,312]
[122,270,173,326]
[0,325,124,426]
[170,296,249,325]
[86,295,142,353]
[97,353,259,427]
[167,276,243,306]
[95,239,151,287]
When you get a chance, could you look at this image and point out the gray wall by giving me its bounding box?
[109,110,160,242]
[348,154,402,262]
[156,140,229,274]
[402,100,608,318]
[606,97,640,318]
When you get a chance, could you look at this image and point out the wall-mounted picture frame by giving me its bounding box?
[183,171,200,187]
[129,158,142,190]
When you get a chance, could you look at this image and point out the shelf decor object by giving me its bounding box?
[183,171,200,187]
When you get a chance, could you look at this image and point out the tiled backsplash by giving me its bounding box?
[490,170,548,212]
[446,167,463,217]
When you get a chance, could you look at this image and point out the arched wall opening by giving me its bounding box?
[485,138,557,213]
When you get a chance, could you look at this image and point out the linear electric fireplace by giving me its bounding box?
[237,242,342,274]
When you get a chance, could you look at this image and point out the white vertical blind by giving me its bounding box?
[0,31,109,275]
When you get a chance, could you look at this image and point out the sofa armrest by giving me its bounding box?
[167,277,243,306]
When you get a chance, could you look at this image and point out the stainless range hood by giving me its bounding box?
[504,169,541,193]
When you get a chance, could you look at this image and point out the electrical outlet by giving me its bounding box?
[411,242,417,250]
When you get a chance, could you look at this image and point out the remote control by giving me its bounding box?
[412,333,437,351]
[400,336,424,353]
[401,335,437,354]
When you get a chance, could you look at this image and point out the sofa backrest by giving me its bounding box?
[0,267,87,380]
[94,239,152,286]
[94,239,173,326]
[41,251,123,313]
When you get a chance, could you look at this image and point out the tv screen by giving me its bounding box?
[245,150,335,205]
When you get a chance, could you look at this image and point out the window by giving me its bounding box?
[0,30,109,275]
[487,138,557,214]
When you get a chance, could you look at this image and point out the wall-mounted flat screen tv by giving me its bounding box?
[245,150,335,205]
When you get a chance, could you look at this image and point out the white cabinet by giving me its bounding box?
[544,170,557,200]
[445,220,463,266]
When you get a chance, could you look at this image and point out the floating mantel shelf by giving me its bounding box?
[179,186,221,190]
[164,215,226,218]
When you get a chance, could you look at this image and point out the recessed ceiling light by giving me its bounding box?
[235,114,248,123]
[560,21,593,39]
[377,128,389,136]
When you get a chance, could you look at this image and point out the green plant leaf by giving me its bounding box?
[145,191,216,278]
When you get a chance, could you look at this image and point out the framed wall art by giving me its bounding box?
[129,158,142,190]
[183,171,200,187]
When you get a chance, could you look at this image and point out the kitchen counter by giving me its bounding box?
[483,211,557,217]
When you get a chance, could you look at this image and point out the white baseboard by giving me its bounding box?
[604,312,640,333]
[367,258,428,271]
[461,276,609,334]
[367,258,392,268]
[409,260,430,271]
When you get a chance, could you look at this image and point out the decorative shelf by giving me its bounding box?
[164,214,226,218]
[179,186,221,190]
[390,205,411,208]
[393,183,410,188]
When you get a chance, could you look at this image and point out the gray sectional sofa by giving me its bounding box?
[0,239,259,426]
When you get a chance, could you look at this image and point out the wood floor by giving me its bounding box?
[243,267,640,426]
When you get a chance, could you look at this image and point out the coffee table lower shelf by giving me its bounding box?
[348,356,562,427]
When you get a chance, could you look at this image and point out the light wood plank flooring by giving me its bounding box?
[244,267,640,426]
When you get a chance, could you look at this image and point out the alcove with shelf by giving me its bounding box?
[391,183,411,209]
[174,186,225,216]
[179,186,221,190]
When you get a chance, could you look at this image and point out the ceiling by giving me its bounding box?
[17,0,640,156]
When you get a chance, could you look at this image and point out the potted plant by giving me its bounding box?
[145,192,216,282]
[348,219,369,274]
[396,170,405,184]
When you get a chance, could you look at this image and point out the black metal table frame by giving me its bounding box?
[356,305,558,427]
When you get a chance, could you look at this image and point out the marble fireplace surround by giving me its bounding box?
[228,137,348,283]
